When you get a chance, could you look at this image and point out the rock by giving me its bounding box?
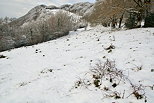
[151,69,154,72]
[46,5,59,9]
[0,55,7,58]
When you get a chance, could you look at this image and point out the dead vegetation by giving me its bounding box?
[73,59,148,102]
[90,59,125,87]
[127,84,147,102]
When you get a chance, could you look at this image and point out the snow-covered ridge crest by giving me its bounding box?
[62,2,94,16]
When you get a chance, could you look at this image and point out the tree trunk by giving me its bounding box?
[119,12,125,28]
[111,16,117,28]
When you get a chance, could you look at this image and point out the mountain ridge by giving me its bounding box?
[9,2,94,27]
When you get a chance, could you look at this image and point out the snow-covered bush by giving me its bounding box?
[14,34,29,48]
[0,36,15,51]
[48,11,73,33]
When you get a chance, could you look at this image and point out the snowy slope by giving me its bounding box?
[0,26,154,103]
[9,2,93,28]
[21,8,82,27]
[9,5,82,28]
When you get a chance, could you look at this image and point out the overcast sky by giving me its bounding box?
[0,0,95,18]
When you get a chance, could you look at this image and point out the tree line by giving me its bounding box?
[0,11,78,52]
[85,0,154,29]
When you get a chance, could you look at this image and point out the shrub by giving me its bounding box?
[73,59,148,102]
[144,13,154,27]
[125,13,136,29]
[0,36,15,51]
[73,59,126,89]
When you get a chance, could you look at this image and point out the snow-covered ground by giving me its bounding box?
[0,26,154,103]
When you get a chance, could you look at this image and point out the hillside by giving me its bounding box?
[61,2,93,16]
[0,4,87,52]
[9,2,93,27]
[0,26,154,103]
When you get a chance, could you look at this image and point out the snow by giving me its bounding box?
[63,2,93,16]
[21,8,82,29]
[0,26,154,103]
[21,5,82,28]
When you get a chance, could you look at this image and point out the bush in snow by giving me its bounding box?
[73,59,126,89]
[73,59,147,101]
[0,36,15,51]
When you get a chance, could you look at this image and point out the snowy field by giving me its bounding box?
[0,26,154,103]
